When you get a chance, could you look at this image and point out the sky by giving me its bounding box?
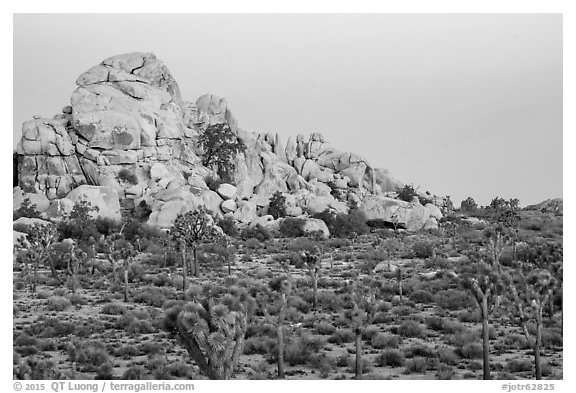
[13,13,562,206]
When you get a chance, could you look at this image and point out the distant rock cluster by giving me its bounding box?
[15,52,444,233]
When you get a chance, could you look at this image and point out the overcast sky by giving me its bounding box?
[13,13,562,206]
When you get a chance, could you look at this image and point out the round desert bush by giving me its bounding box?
[459,343,483,359]
[436,364,455,380]
[117,168,138,185]
[507,358,533,373]
[241,225,272,242]
[398,320,424,338]
[410,289,435,304]
[376,349,405,367]
[407,344,437,359]
[67,293,85,306]
[123,366,145,380]
[371,333,400,349]
[288,295,311,314]
[362,325,380,341]
[101,303,127,315]
[434,289,475,311]
[15,334,38,347]
[328,329,355,344]
[438,347,460,365]
[46,296,71,311]
[316,322,336,335]
[218,216,239,237]
[404,357,428,374]
[279,217,306,238]
[412,241,435,259]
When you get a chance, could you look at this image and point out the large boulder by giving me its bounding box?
[249,215,280,231]
[359,195,433,231]
[301,218,330,239]
[201,190,224,217]
[65,185,121,220]
[13,188,50,213]
[13,217,53,234]
[233,201,258,224]
[217,183,237,200]
[221,199,238,213]
[44,198,75,220]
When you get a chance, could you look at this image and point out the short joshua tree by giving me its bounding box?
[163,283,254,380]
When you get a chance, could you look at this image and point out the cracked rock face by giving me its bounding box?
[16,51,439,230]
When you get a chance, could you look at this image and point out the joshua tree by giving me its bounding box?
[14,223,58,292]
[344,278,382,380]
[65,242,91,294]
[171,208,222,288]
[115,241,137,303]
[258,275,292,379]
[505,256,561,380]
[396,267,404,303]
[301,248,322,310]
[163,283,254,380]
[483,224,509,267]
[460,260,504,380]
[103,234,136,301]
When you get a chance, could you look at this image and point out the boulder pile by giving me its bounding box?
[15,52,442,232]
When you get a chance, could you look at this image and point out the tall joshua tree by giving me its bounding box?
[344,278,382,380]
[163,283,254,380]
[460,260,504,380]
[172,208,222,290]
[301,248,321,310]
[14,223,58,292]
[258,275,292,379]
[505,262,559,380]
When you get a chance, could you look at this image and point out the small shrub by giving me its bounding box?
[241,225,272,242]
[507,358,533,373]
[376,349,405,367]
[435,289,474,311]
[218,216,239,237]
[412,241,434,259]
[268,191,287,219]
[316,322,336,335]
[410,289,435,304]
[460,343,483,359]
[46,296,71,311]
[101,303,127,315]
[404,357,428,373]
[398,321,424,338]
[117,168,138,185]
[362,325,380,341]
[436,364,455,379]
[328,329,355,344]
[438,347,460,365]
[279,217,306,238]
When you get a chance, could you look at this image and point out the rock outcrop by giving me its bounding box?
[15,52,443,231]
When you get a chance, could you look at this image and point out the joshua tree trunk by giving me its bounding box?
[193,247,199,277]
[312,275,318,310]
[181,248,187,297]
[534,306,543,380]
[124,265,129,302]
[277,292,286,379]
[548,289,554,320]
[32,261,40,292]
[397,269,403,302]
[355,328,363,380]
[481,297,491,380]
[48,260,63,286]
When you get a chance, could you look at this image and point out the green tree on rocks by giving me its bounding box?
[198,123,245,181]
